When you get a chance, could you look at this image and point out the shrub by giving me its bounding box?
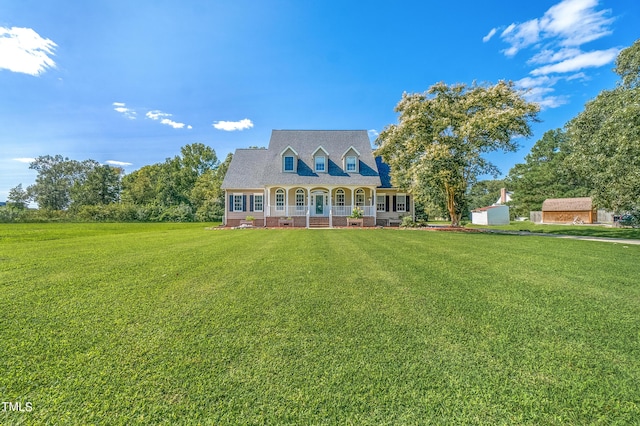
[400,216,416,227]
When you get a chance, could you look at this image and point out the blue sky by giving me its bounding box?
[1,0,639,202]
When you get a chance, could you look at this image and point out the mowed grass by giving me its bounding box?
[1,224,639,424]
[467,221,640,240]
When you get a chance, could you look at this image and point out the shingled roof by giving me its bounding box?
[222,130,383,189]
[542,197,593,211]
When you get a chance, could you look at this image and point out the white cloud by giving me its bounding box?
[146,110,170,120]
[160,118,186,129]
[368,129,379,139]
[146,110,191,129]
[485,0,618,108]
[0,26,57,76]
[530,47,619,76]
[482,28,497,43]
[113,102,137,120]
[527,47,582,65]
[515,76,571,109]
[541,0,614,47]
[213,119,254,131]
[106,160,132,166]
[495,0,614,57]
[12,157,35,163]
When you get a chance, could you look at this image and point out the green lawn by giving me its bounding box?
[1,224,639,424]
[466,221,640,239]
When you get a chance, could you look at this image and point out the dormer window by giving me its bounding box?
[284,156,294,172]
[342,146,361,173]
[346,156,357,172]
[280,146,298,173]
[312,146,329,173]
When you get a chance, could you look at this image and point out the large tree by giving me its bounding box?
[71,164,123,208]
[7,184,30,209]
[506,129,590,217]
[28,155,93,210]
[566,40,640,212]
[121,143,221,211]
[376,81,539,226]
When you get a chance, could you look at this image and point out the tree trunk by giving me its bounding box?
[445,183,461,227]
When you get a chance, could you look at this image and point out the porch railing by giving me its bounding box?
[269,205,309,217]
[333,205,374,217]
[268,205,374,217]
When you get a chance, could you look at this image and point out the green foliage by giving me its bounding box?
[566,40,640,212]
[376,81,539,226]
[507,129,590,217]
[70,164,123,209]
[7,184,30,209]
[615,39,640,89]
[1,224,639,423]
[15,144,228,222]
[27,155,88,210]
[349,207,364,218]
[400,215,416,227]
[466,179,505,211]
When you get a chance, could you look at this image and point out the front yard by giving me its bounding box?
[1,224,638,424]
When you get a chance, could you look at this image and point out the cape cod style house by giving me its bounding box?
[221,130,414,227]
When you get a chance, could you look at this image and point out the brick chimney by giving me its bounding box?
[500,188,507,204]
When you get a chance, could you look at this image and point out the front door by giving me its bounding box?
[315,194,324,215]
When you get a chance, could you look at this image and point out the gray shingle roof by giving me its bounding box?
[220,148,270,189]
[222,130,384,189]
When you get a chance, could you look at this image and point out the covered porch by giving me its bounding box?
[265,186,378,227]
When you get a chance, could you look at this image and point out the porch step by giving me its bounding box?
[308,217,330,228]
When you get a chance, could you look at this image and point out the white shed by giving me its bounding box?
[471,205,510,225]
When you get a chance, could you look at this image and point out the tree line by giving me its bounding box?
[376,39,640,225]
[1,143,231,223]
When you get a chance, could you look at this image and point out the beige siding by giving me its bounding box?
[226,189,266,223]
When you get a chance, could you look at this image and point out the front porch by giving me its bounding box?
[266,186,378,228]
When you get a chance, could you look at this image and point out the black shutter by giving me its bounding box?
[242,195,246,212]
[249,195,254,212]
[229,195,234,212]
[393,196,397,212]
[406,195,410,211]
[385,195,390,212]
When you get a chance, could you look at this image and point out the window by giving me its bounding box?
[233,194,243,212]
[396,194,406,212]
[355,189,365,207]
[346,156,357,172]
[377,195,386,212]
[284,156,294,172]
[315,156,326,172]
[275,188,285,211]
[335,189,345,206]
[253,194,263,212]
[295,189,305,206]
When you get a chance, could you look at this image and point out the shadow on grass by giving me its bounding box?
[467,222,640,240]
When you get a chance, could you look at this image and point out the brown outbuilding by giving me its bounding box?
[541,197,595,224]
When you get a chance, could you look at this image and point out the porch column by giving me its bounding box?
[306,188,311,228]
[266,187,271,217]
[372,188,377,223]
[350,188,354,213]
[329,188,333,228]
[285,187,289,217]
